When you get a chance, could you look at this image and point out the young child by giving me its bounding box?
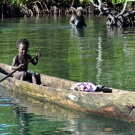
[11,38,41,84]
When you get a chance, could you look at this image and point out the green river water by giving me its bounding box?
[1,15,135,134]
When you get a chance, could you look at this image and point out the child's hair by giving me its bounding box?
[16,39,29,49]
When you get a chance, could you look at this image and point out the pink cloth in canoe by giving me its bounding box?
[74,82,97,92]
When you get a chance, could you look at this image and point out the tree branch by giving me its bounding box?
[90,0,103,14]
[116,0,135,18]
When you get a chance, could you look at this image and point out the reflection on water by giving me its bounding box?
[123,36,130,59]
[70,28,85,37]
[96,36,102,84]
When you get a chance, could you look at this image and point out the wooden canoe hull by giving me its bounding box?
[1,63,135,122]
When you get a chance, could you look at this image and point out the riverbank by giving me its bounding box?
[1,0,96,17]
[1,0,135,27]
[0,0,128,17]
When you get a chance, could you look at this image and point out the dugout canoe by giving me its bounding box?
[10,94,135,134]
[0,63,135,122]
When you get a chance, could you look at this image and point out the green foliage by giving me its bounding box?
[0,0,131,6]
[9,0,27,4]
[79,0,91,3]
[110,0,125,4]
[7,0,33,4]
[79,0,132,5]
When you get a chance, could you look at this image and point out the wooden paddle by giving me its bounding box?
[0,56,38,82]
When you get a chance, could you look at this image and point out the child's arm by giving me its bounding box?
[11,55,24,70]
[30,52,41,65]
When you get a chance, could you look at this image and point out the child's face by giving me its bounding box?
[18,43,28,55]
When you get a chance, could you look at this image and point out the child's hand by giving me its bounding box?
[36,52,41,58]
[18,64,24,69]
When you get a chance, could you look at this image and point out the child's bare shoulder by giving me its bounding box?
[13,54,19,59]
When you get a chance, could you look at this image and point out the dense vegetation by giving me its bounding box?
[1,0,135,27]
